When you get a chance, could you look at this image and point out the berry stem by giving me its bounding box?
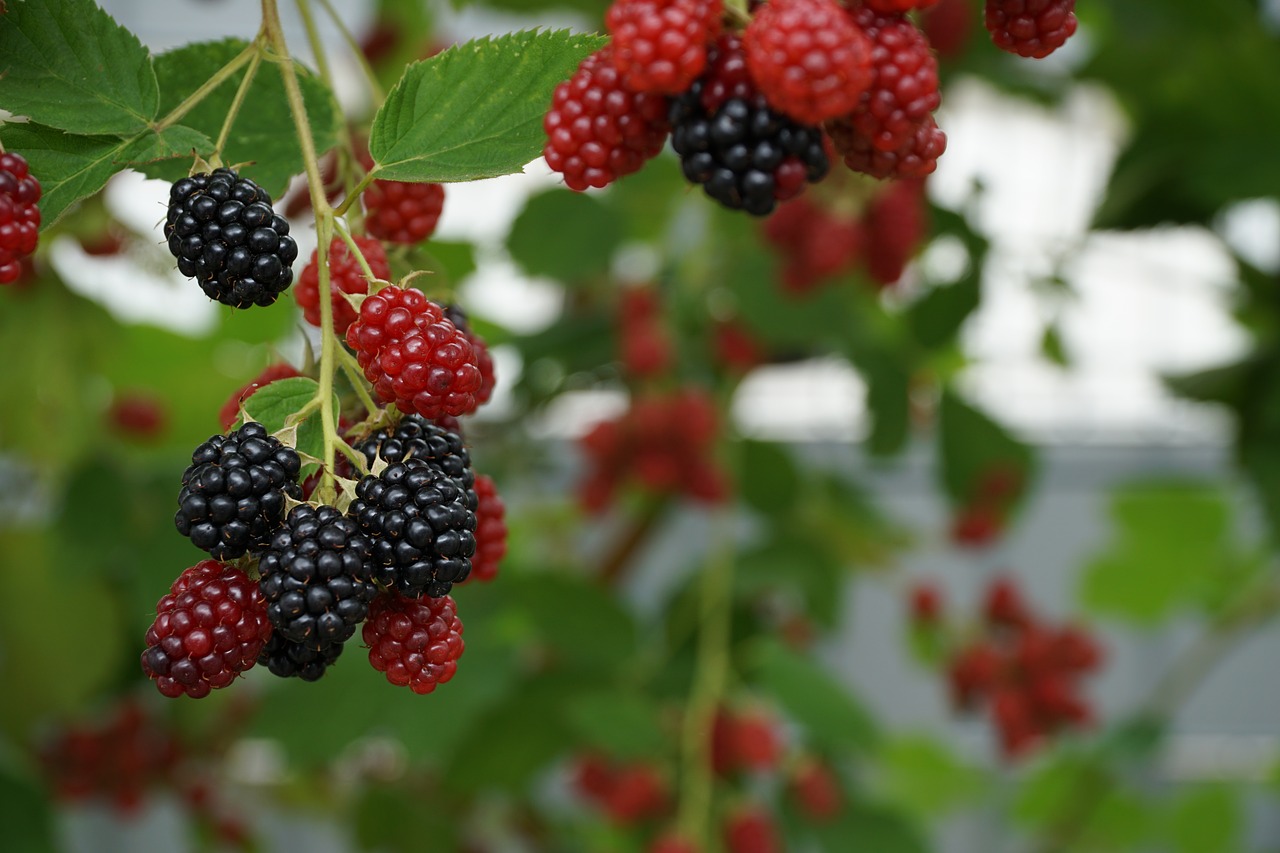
[338,349,381,417]
[676,511,736,846]
[261,0,342,492]
[333,218,382,286]
[314,0,387,105]
[212,51,264,163]
[155,41,261,132]
[597,497,670,586]
[333,170,376,219]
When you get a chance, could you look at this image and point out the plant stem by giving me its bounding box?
[340,354,381,417]
[676,511,736,847]
[598,498,669,586]
[333,218,381,284]
[261,0,341,489]
[333,170,376,219]
[213,51,263,160]
[155,42,260,131]
[315,0,386,105]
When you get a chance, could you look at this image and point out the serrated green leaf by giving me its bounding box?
[564,691,667,760]
[369,30,607,182]
[507,189,623,282]
[748,639,878,753]
[150,39,339,197]
[0,122,209,227]
[238,377,336,463]
[0,0,158,134]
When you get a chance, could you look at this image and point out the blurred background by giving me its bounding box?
[2,0,1280,851]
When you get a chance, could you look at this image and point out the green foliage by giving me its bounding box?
[937,387,1034,506]
[810,803,930,853]
[564,691,667,760]
[507,188,624,283]
[0,765,56,853]
[747,639,878,754]
[1080,480,1245,624]
[369,30,607,182]
[150,39,340,196]
[0,0,159,135]
[238,377,339,465]
[1165,785,1243,853]
[875,735,987,817]
[738,441,800,515]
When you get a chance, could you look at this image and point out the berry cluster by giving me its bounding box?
[345,286,485,420]
[468,473,508,582]
[546,0,1077,213]
[0,151,42,284]
[36,701,181,814]
[921,576,1104,758]
[949,462,1025,548]
[578,388,729,512]
[443,304,497,407]
[362,175,445,245]
[164,168,299,308]
[618,286,674,379]
[364,592,465,693]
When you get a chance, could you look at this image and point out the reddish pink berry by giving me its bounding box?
[790,759,843,821]
[985,0,1078,59]
[845,8,942,154]
[608,0,722,95]
[363,593,465,694]
[0,152,42,285]
[469,474,507,582]
[364,179,444,244]
[295,235,390,334]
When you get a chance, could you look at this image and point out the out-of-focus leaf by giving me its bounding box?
[564,691,667,760]
[1166,785,1243,853]
[736,534,842,628]
[508,189,624,283]
[499,572,637,669]
[810,803,929,853]
[354,783,458,853]
[863,358,911,457]
[937,387,1034,506]
[747,639,878,753]
[875,735,986,817]
[739,440,800,514]
[0,765,56,853]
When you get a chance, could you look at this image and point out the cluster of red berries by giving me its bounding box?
[911,576,1104,759]
[618,286,675,379]
[578,388,730,512]
[546,0,1080,213]
[573,753,671,823]
[711,707,783,775]
[36,700,181,814]
[949,463,1024,548]
[0,151,42,284]
[763,176,928,294]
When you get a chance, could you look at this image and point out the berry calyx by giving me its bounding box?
[258,504,378,651]
[164,168,298,308]
[985,0,1078,59]
[363,592,465,693]
[295,235,390,334]
[345,286,484,420]
[544,45,672,192]
[0,151,42,285]
[607,0,722,95]
[174,422,302,560]
[141,560,272,698]
[363,179,445,244]
[743,0,874,126]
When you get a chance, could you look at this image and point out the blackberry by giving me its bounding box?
[356,414,477,504]
[257,504,377,651]
[175,422,302,560]
[163,168,299,308]
[350,458,477,597]
[258,632,344,681]
[669,36,828,216]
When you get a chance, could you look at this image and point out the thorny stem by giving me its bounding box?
[213,52,263,162]
[156,41,259,131]
[261,0,341,493]
[676,511,736,848]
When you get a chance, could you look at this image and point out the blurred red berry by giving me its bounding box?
[790,759,843,821]
[108,392,167,440]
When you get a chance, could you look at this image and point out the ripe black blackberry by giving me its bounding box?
[164,168,299,308]
[356,414,477,510]
[349,458,477,598]
[669,35,829,216]
[175,422,302,560]
[258,632,344,681]
[257,504,377,651]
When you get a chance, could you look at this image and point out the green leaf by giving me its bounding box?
[0,766,56,853]
[1041,323,1069,367]
[151,39,339,197]
[369,30,607,182]
[1080,480,1235,624]
[863,358,911,457]
[811,804,929,853]
[937,387,1034,506]
[747,639,878,753]
[875,735,986,817]
[507,189,624,282]
[0,0,158,134]
[1166,785,1242,853]
[564,691,667,760]
[499,572,637,669]
[736,535,842,628]
[739,441,800,514]
[0,123,210,228]
[354,783,459,853]
[238,377,335,463]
